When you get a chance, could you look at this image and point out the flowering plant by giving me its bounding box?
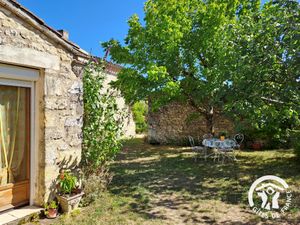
[57,171,77,195]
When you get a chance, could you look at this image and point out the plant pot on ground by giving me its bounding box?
[252,141,263,150]
[44,200,58,219]
[56,171,84,213]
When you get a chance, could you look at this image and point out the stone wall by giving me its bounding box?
[0,3,137,207]
[104,72,136,137]
[148,102,234,145]
[0,6,84,205]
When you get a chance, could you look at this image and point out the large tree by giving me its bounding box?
[103,0,252,134]
[225,0,300,144]
[103,0,299,136]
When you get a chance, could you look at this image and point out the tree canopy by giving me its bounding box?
[103,0,299,139]
[226,0,300,144]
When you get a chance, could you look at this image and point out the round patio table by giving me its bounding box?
[202,138,237,161]
[202,138,236,149]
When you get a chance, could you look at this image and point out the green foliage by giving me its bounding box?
[103,0,250,133]
[291,130,300,160]
[219,131,228,137]
[103,0,299,142]
[57,171,77,195]
[132,101,148,133]
[44,201,58,211]
[234,106,300,148]
[82,60,124,175]
[81,167,113,207]
[226,0,300,145]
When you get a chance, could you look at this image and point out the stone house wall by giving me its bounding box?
[0,3,85,205]
[148,102,234,145]
[103,72,136,137]
[0,0,135,207]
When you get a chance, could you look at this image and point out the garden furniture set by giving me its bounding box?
[189,134,244,163]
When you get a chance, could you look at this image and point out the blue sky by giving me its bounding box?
[19,0,145,57]
[18,0,289,57]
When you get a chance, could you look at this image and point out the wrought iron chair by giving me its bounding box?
[188,136,204,162]
[220,139,237,162]
[203,133,213,140]
[215,134,244,163]
[234,133,244,149]
[202,134,219,161]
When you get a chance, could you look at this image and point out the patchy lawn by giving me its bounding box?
[56,138,300,225]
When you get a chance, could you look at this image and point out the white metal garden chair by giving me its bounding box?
[218,139,237,162]
[217,134,244,162]
[202,133,213,140]
[202,135,219,161]
[188,136,204,162]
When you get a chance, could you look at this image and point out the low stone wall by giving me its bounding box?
[148,102,234,145]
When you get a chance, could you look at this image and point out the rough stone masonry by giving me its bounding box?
[0,0,135,206]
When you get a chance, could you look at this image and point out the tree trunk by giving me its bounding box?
[206,106,214,135]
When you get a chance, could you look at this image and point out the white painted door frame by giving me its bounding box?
[0,64,39,206]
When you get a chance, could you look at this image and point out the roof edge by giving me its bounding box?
[0,0,90,59]
[104,60,123,76]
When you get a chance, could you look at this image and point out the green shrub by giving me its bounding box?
[81,167,113,206]
[132,101,148,133]
[291,130,300,159]
[81,59,125,206]
[82,59,124,175]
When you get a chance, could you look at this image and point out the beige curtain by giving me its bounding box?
[0,86,27,185]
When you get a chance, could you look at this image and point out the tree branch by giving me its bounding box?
[199,54,209,68]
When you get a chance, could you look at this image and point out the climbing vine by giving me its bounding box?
[82,59,124,175]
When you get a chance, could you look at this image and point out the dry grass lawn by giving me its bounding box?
[53,138,300,225]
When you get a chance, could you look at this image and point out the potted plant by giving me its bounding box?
[219,131,227,141]
[252,140,263,150]
[44,200,58,219]
[56,171,84,213]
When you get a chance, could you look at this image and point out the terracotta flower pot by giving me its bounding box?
[252,142,262,150]
[57,192,84,213]
[46,208,58,219]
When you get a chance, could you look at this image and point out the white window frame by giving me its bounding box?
[0,64,39,206]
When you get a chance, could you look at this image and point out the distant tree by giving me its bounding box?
[132,101,148,133]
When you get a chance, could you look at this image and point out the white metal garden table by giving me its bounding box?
[202,138,237,162]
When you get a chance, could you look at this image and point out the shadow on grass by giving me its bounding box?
[109,138,300,224]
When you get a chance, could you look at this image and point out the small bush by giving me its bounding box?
[81,167,113,206]
[291,130,300,160]
[82,59,124,174]
[81,59,124,207]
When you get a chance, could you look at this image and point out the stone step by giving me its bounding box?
[0,206,43,225]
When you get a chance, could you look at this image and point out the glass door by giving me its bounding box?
[0,85,30,211]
